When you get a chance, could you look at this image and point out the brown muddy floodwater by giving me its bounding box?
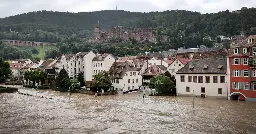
[0,87,256,134]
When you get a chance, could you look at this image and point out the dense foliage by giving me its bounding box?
[24,70,47,86]
[0,41,32,60]
[91,71,112,92]
[1,8,256,58]
[77,72,85,87]
[149,74,175,96]
[56,68,71,92]
[0,58,12,83]
[0,8,255,45]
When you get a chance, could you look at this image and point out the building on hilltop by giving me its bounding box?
[88,25,158,43]
[228,35,256,101]
[176,58,227,98]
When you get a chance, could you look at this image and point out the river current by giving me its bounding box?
[0,87,256,134]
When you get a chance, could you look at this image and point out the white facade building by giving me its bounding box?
[109,61,142,92]
[176,58,227,98]
[83,51,96,82]
[148,57,168,67]
[92,54,115,76]
[59,54,75,78]
[167,58,191,76]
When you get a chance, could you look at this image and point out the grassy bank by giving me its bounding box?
[18,46,58,59]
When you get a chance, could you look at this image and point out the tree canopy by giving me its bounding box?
[0,58,11,83]
[149,74,175,95]
[91,71,112,92]
[56,68,71,92]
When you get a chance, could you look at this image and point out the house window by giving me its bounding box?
[198,76,203,83]
[128,79,130,83]
[186,87,190,92]
[253,59,256,65]
[136,79,138,83]
[130,72,132,76]
[253,47,256,55]
[133,72,136,76]
[193,76,197,83]
[205,76,210,83]
[243,48,248,54]
[95,64,97,67]
[233,48,239,54]
[253,70,256,77]
[132,79,134,83]
[188,76,192,82]
[179,64,181,66]
[232,82,239,89]
[218,88,222,94]
[233,58,240,65]
[79,61,81,65]
[116,79,119,84]
[201,87,205,93]
[213,76,218,83]
[243,58,248,65]
[233,70,239,77]
[180,75,185,82]
[128,86,130,90]
[220,76,225,83]
[244,83,250,90]
[252,82,256,90]
[101,63,102,67]
[243,70,249,77]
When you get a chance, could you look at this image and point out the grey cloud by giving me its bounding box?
[0,0,256,18]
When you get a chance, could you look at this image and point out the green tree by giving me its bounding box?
[0,58,12,83]
[91,71,112,92]
[39,71,47,85]
[56,68,71,92]
[163,71,176,95]
[77,72,85,87]
[149,75,175,95]
[31,48,39,54]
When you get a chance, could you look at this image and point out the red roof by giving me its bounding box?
[178,58,191,65]
[10,63,22,69]
[164,59,175,65]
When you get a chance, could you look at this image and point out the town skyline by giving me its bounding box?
[0,0,255,18]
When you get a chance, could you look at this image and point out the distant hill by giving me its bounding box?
[0,7,256,46]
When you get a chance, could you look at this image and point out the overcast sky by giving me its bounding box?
[0,0,255,18]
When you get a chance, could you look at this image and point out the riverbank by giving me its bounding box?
[0,86,18,93]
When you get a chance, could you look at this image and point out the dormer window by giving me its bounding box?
[248,38,254,44]
[189,65,194,70]
[203,65,208,69]
[233,48,239,54]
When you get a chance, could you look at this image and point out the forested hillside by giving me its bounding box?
[1,7,256,59]
[1,8,256,44]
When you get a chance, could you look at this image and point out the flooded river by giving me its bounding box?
[0,87,256,134]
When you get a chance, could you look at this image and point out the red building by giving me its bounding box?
[228,35,256,101]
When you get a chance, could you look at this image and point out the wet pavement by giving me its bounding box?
[0,87,256,134]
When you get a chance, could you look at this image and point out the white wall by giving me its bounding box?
[92,54,115,76]
[84,51,96,82]
[176,74,228,98]
[11,69,20,77]
[148,58,168,67]
[167,59,184,76]
[112,71,142,91]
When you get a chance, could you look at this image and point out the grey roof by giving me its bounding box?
[177,58,227,74]
[92,54,110,61]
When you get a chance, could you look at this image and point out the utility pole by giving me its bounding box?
[192,90,195,109]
